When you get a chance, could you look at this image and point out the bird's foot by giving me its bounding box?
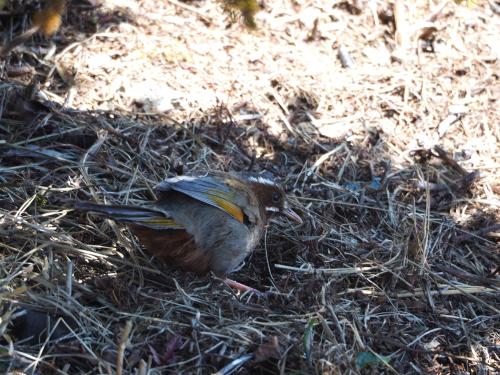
[224,278,263,296]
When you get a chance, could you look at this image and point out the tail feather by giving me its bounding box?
[74,201,184,230]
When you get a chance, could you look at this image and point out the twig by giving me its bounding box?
[166,0,212,24]
[341,285,498,299]
[338,45,355,68]
[454,224,500,243]
[307,143,346,177]
[306,18,319,42]
[394,1,410,49]
[212,354,253,375]
[0,28,38,57]
[116,320,133,375]
[431,145,468,175]
[437,114,463,138]
[66,258,73,301]
[274,264,379,275]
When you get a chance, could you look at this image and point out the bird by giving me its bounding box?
[0,0,66,57]
[74,172,302,292]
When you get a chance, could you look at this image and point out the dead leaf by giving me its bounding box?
[253,336,281,362]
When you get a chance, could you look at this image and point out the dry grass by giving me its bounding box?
[1,0,499,374]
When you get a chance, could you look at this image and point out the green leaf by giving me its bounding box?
[356,351,391,369]
[35,194,49,207]
[303,318,319,365]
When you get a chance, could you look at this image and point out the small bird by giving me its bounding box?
[0,0,66,57]
[75,172,302,292]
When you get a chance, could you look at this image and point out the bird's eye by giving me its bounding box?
[272,192,280,202]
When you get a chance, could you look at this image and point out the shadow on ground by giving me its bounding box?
[0,82,498,374]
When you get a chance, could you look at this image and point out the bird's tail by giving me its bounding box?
[74,201,183,230]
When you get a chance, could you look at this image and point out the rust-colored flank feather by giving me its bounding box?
[129,225,213,274]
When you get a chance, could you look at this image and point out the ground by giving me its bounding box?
[0,0,499,374]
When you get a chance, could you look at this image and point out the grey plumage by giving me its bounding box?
[74,172,300,276]
[156,193,262,274]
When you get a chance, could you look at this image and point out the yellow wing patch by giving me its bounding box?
[208,194,244,224]
[142,217,184,228]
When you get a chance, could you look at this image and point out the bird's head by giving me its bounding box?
[246,175,302,224]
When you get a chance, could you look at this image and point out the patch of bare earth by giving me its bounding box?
[1,0,499,374]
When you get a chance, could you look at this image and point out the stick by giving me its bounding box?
[116,320,133,375]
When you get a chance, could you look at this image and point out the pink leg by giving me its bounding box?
[224,278,262,294]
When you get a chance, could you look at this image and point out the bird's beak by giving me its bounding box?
[282,206,303,224]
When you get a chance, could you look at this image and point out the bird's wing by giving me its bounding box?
[74,201,184,230]
[156,175,245,224]
[75,201,214,274]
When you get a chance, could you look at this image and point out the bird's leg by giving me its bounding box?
[224,278,262,295]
